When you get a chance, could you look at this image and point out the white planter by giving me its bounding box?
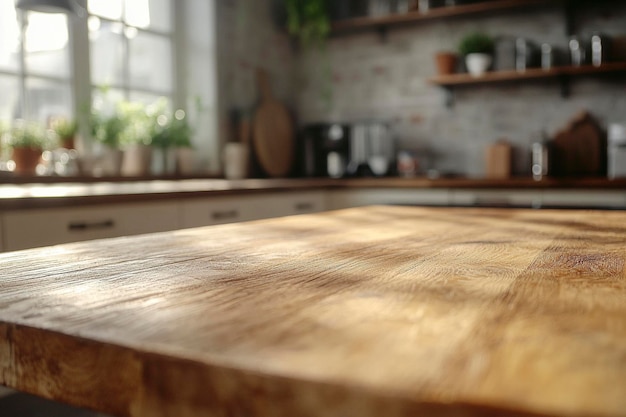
[465,53,492,77]
[223,142,249,180]
[122,144,152,176]
[100,146,124,177]
[176,147,196,175]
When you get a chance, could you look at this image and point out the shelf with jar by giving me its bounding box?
[428,29,626,106]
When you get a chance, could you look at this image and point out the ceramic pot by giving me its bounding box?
[122,144,152,176]
[435,52,458,75]
[223,142,249,180]
[176,147,196,175]
[11,147,42,175]
[465,53,492,77]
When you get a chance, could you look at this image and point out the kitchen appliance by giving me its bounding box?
[347,121,395,177]
[301,124,350,178]
[301,121,395,178]
[608,123,626,179]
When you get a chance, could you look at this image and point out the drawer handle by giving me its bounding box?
[68,220,115,231]
[294,202,314,211]
[211,209,239,221]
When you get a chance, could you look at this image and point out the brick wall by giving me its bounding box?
[295,2,626,177]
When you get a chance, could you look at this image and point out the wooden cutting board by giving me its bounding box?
[252,69,294,177]
[550,111,607,177]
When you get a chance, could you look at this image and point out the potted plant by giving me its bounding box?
[435,51,458,75]
[91,111,126,176]
[51,118,78,149]
[283,0,331,48]
[151,105,193,176]
[117,101,153,177]
[458,32,495,77]
[6,121,49,175]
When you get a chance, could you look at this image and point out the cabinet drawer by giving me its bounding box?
[180,192,327,229]
[180,196,264,229]
[451,189,542,208]
[327,188,450,210]
[2,202,179,252]
[253,191,327,218]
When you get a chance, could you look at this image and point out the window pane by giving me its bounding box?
[92,87,125,116]
[0,1,20,71]
[90,20,125,87]
[128,32,171,93]
[88,0,123,20]
[125,0,171,32]
[25,78,72,123]
[24,13,70,78]
[0,75,21,120]
[129,91,170,109]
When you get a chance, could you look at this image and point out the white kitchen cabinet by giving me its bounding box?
[2,201,180,252]
[327,188,450,210]
[180,191,326,229]
[451,189,543,208]
[539,190,626,209]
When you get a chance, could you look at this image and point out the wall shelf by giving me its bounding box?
[331,0,559,35]
[428,62,626,86]
[427,62,626,106]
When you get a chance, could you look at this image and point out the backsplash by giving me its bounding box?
[295,3,626,177]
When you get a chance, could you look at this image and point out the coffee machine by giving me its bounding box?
[301,124,350,178]
[300,121,395,178]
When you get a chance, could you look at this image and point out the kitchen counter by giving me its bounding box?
[1,176,625,210]
[1,205,625,417]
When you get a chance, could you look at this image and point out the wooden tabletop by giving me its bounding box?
[0,206,625,417]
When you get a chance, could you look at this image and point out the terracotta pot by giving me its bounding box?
[11,147,42,175]
[435,52,458,75]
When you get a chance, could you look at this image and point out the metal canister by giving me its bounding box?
[532,142,549,181]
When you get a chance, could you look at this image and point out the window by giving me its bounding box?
[88,0,174,109]
[0,0,219,175]
[0,1,72,123]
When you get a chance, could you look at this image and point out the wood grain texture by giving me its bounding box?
[0,206,625,417]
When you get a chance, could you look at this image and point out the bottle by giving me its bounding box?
[531,139,549,181]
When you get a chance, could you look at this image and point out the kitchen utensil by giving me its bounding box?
[252,69,295,178]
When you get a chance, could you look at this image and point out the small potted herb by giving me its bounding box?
[51,118,78,149]
[6,121,49,175]
[151,105,193,175]
[458,32,495,77]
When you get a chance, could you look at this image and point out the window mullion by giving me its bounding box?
[17,10,27,119]
[69,0,92,149]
